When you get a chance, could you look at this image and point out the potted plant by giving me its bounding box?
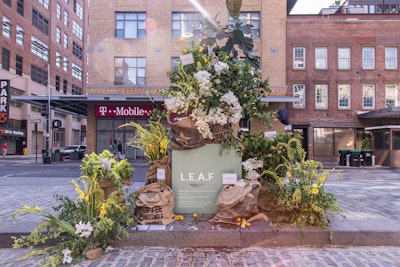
[52,149,63,162]
[114,159,134,186]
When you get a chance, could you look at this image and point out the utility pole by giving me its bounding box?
[45,63,51,164]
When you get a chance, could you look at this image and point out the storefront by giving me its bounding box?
[0,127,26,155]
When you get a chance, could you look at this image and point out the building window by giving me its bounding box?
[315,47,327,69]
[72,63,82,80]
[114,57,146,85]
[63,33,68,49]
[172,12,200,39]
[16,25,24,46]
[293,47,305,69]
[38,0,49,9]
[55,75,60,91]
[31,36,49,61]
[63,56,68,72]
[57,3,62,20]
[338,84,350,109]
[2,16,11,39]
[32,8,49,35]
[74,0,84,20]
[362,84,375,109]
[63,79,67,94]
[56,51,61,67]
[2,48,10,70]
[72,84,82,95]
[17,0,24,16]
[385,47,397,69]
[31,64,48,85]
[72,42,83,60]
[115,12,146,39]
[293,84,305,109]
[385,84,398,108]
[3,0,11,7]
[314,128,358,156]
[338,47,350,69]
[56,27,61,44]
[16,54,23,75]
[229,12,260,38]
[64,10,69,26]
[315,84,328,109]
[72,20,83,40]
[362,47,375,69]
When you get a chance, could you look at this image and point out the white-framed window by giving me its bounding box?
[315,47,327,69]
[38,0,49,9]
[115,12,146,39]
[172,12,200,39]
[315,84,328,109]
[56,27,61,44]
[293,47,305,69]
[362,84,375,109]
[362,47,375,69]
[31,36,48,61]
[229,12,260,38]
[56,51,61,68]
[72,20,83,40]
[2,16,11,39]
[385,84,398,108]
[338,47,350,69]
[385,47,398,69]
[74,2,84,20]
[293,84,306,109]
[64,10,69,26]
[16,25,24,46]
[63,56,68,72]
[63,33,68,49]
[114,57,146,85]
[72,63,82,81]
[57,3,62,20]
[338,84,351,109]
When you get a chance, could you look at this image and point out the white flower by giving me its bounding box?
[62,248,73,264]
[194,70,211,87]
[214,61,229,75]
[242,158,263,180]
[75,221,93,238]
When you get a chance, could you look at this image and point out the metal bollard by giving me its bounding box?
[346,154,350,167]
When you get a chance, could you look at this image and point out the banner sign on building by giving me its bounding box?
[0,80,10,126]
[95,105,152,117]
[0,128,26,138]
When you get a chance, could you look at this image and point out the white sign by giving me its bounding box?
[222,173,238,185]
[157,168,166,180]
[180,53,194,65]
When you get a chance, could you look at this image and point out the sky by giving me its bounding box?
[291,0,336,14]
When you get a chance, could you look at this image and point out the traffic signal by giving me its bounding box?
[41,104,48,116]
[52,120,62,129]
[278,109,289,125]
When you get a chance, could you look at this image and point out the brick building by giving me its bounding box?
[1,0,88,156]
[286,13,400,163]
[86,0,292,159]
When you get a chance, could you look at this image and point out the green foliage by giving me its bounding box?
[243,133,342,229]
[361,138,372,149]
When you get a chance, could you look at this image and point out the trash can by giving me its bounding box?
[362,149,373,166]
[338,150,351,166]
[350,149,362,167]
[42,149,51,164]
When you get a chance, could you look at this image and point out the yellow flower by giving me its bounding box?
[311,187,319,195]
[179,37,186,42]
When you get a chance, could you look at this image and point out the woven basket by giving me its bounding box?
[207,123,232,144]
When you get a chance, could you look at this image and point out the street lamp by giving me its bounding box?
[43,63,51,164]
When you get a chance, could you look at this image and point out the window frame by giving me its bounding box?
[385,84,398,108]
[114,57,146,86]
[2,48,10,70]
[293,84,306,109]
[16,25,24,46]
[171,12,200,39]
[115,12,146,39]
[315,84,328,109]
[338,84,351,109]
[228,11,260,39]
[293,47,306,69]
[2,16,11,39]
[16,54,23,75]
[385,47,398,69]
[362,47,375,69]
[315,47,328,69]
[362,84,375,109]
[31,36,49,61]
[338,47,350,70]
[16,0,24,16]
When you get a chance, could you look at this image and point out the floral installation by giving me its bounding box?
[120,119,169,161]
[242,157,263,180]
[164,42,271,143]
[10,167,137,266]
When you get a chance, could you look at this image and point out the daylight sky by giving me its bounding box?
[291,0,336,14]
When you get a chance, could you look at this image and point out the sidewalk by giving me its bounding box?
[1,156,400,249]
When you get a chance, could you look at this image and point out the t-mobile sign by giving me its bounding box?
[95,105,152,117]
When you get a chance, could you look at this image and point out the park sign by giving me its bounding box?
[172,144,242,214]
[0,80,10,126]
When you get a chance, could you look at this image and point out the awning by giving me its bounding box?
[11,94,164,117]
[358,107,400,119]
[12,94,301,117]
